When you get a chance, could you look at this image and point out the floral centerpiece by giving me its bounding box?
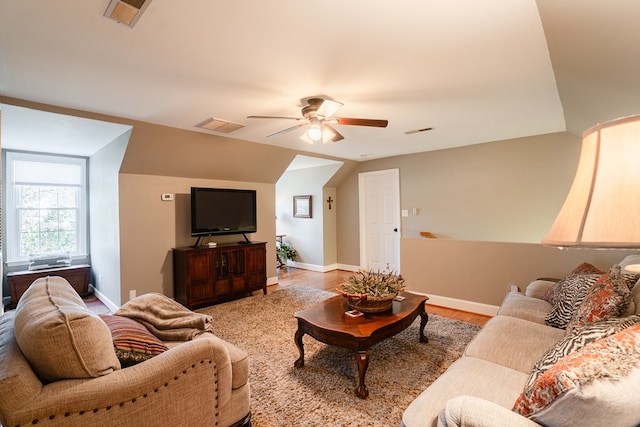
[338,267,406,313]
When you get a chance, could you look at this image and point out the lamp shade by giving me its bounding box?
[542,114,640,248]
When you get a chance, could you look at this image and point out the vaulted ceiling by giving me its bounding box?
[1,1,639,160]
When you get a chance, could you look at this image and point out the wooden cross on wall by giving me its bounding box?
[326,196,333,209]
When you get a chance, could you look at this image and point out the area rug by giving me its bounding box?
[197,286,481,427]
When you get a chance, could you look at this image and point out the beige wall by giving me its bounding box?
[119,174,276,304]
[402,238,634,311]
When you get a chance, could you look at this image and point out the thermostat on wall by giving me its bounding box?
[161,193,174,201]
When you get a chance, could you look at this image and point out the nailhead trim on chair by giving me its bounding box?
[18,359,216,427]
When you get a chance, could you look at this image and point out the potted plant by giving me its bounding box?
[277,242,298,263]
[338,267,405,313]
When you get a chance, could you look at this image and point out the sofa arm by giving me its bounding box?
[438,396,540,427]
[4,338,228,427]
[524,280,556,299]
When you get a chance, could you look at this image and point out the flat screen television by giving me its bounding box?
[191,187,257,244]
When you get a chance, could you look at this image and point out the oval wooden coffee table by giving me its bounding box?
[294,291,428,399]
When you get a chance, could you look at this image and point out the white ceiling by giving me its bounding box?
[1,1,639,160]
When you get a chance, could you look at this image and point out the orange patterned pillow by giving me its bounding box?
[514,324,640,419]
[565,271,631,335]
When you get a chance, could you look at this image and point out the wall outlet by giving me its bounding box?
[130,290,137,300]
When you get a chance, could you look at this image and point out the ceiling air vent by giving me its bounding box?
[196,118,245,133]
[104,0,153,27]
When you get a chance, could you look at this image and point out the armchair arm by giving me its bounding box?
[5,338,228,427]
[438,396,539,427]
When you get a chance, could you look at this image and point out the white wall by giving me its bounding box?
[276,164,342,269]
[89,130,130,307]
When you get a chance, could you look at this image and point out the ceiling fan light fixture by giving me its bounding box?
[306,122,323,142]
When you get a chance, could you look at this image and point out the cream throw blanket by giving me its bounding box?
[116,293,214,341]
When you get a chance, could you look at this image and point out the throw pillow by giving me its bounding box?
[544,273,603,329]
[543,262,603,305]
[13,276,120,382]
[513,323,640,427]
[100,314,169,367]
[524,315,640,390]
[565,271,631,334]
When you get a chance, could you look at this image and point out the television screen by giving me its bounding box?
[191,187,257,237]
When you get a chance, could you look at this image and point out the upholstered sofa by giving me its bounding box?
[0,276,251,427]
[402,256,640,427]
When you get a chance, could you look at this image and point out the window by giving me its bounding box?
[5,152,87,264]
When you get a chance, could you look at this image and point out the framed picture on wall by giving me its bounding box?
[293,195,312,218]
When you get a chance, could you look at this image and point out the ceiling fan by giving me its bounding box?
[247,97,388,144]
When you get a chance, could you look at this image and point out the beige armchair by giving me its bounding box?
[0,277,250,427]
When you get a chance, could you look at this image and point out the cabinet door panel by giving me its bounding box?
[185,252,215,301]
[214,251,232,297]
[246,245,267,290]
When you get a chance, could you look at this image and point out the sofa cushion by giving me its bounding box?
[13,276,120,382]
[99,314,169,367]
[525,315,640,389]
[513,324,640,427]
[524,279,556,300]
[565,270,631,334]
[402,357,529,427]
[465,315,565,374]
[543,262,603,305]
[496,292,551,324]
[544,273,603,329]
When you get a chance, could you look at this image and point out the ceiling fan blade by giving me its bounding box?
[323,124,344,142]
[335,117,388,127]
[267,123,307,138]
[247,115,302,120]
[316,99,343,119]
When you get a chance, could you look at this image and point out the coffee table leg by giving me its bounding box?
[419,306,429,343]
[354,351,370,399]
[294,327,305,368]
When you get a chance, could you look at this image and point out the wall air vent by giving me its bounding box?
[104,0,153,28]
[196,118,245,133]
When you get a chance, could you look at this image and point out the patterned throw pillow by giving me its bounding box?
[565,272,631,334]
[100,314,169,367]
[544,274,603,329]
[514,323,640,420]
[543,263,603,305]
[524,315,640,390]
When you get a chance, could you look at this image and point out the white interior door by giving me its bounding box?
[358,169,400,273]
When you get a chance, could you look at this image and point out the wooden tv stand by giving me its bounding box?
[173,242,267,309]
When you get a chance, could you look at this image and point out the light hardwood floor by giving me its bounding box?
[271,267,491,327]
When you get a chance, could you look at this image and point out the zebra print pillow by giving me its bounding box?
[542,263,603,305]
[544,273,603,329]
[525,315,640,390]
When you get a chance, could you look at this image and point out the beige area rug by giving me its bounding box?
[197,286,481,427]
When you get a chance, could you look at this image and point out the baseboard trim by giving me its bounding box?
[91,285,120,313]
[409,290,499,317]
